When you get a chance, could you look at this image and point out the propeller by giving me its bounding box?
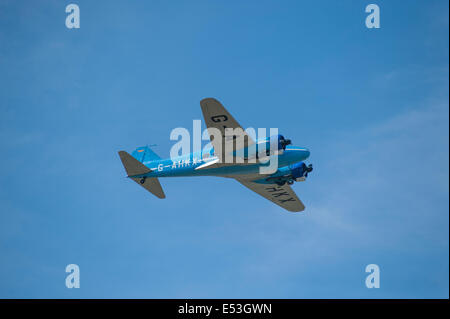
[280,136,292,150]
[305,164,313,177]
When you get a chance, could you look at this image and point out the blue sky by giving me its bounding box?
[0,0,448,298]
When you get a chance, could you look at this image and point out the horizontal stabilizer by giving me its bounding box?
[130,177,165,199]
[118,151,151,176]
[118,151,166,199]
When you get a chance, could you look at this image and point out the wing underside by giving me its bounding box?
[235,178,305,212]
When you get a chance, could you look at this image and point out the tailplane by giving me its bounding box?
[118,151,166,199]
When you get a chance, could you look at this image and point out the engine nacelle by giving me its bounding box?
[234,134,292,160]
[254,134,291,158]
[289,162,313,181]
[263,161,312,186]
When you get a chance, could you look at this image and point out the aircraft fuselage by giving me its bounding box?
[135,146,310,180]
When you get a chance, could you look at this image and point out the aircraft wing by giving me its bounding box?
[235,178,305,212]
[200,98,255,162]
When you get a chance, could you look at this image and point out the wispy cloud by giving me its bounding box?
[230,99,449,298]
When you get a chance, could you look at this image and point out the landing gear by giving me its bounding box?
[276,178,294,186]
[139,177,146,184]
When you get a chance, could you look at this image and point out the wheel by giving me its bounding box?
[287,179,294,185]
[276,181,286,186]
[140,177,146,184]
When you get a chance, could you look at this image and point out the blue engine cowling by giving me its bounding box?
[290,162,313,181]
[271,134,291,151]
[260,161,312,186]
[237,134,292,160]
[290,162,307,180]
[256,134,291,156]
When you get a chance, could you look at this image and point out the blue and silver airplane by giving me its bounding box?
[118,98,313,212]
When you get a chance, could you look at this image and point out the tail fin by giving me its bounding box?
[131,146,161,163]
[118,151,166,199]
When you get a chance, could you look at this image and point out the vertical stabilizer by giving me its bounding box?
[131,146,161,163]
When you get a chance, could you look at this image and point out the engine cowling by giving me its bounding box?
[236,134,292,160]
[272,134,291,151]
[290,162,313,181]
[255,134,291,158]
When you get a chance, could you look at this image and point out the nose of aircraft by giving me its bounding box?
[292,147,310,160]
[286,147,310,161]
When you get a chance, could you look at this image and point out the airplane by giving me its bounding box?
[118,98,313,212]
